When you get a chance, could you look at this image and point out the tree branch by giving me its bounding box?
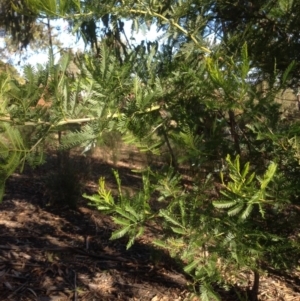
[128,9,211,54]
[0,105,161,127]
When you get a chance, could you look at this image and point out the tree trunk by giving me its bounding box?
[161,126,178,173]
[228,109,241,155]
[249,270,260,301]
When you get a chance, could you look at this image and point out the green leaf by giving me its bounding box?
[249,191,261,204]
[126,235,136,250]
[95,205,113,211]
[126,226,144,250]
[228,204,243,216]
[241,204,254,220]
[282,61,295,84]
[170,226,186,235]
[213,200,236,209]
[201,283,221,301]
[159,210,184,228]
[245,172,256,185]
[260,162,277,189]
[258,204,266,218]
[234,154,240,173]
[82,193,101,203]
[184,258,202,273]
[241,162,250,178]
[113,169,123,200]
[153,239,168,249]
[136,226,145,239]
[110,225,131,240]
[240,43,250,79]
[112,216,131,226]
[220,171,224,184]
[124,204,140,221]
[115,207,138,223]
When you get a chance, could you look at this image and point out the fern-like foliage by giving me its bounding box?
[213,154,277,219]
[83,169,154,249]
[0,123,26,201]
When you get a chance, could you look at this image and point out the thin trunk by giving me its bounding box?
[228,109,241,155]
[46,18,65,168]
[47,18,53,56]
[249,270,260,301]
[161,126,178,173]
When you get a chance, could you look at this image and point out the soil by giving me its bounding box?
[0,147,300,301]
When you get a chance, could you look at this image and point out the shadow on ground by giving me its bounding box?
[0,152,189,301]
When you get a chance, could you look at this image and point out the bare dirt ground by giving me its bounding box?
[0,147,300,301]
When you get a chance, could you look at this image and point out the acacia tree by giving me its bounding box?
[1,0,300,300]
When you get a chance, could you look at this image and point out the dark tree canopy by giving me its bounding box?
[0,0,38,49]
[210,0,300,84]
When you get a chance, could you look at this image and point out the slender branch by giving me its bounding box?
[31,5,211,53]
[128,9,211,53]
[228,109,241,155]
[0,106,161,127]
[0,116,96,126]
[28,125,53,153]
[47,17,53,55]
[161,125,178,172]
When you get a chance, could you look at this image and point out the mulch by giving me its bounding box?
[0,151,299,301]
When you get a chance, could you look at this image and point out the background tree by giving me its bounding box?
[210,0,300,85]
[0,0,37,49]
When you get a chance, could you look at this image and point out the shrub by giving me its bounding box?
[83,155,300,301]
